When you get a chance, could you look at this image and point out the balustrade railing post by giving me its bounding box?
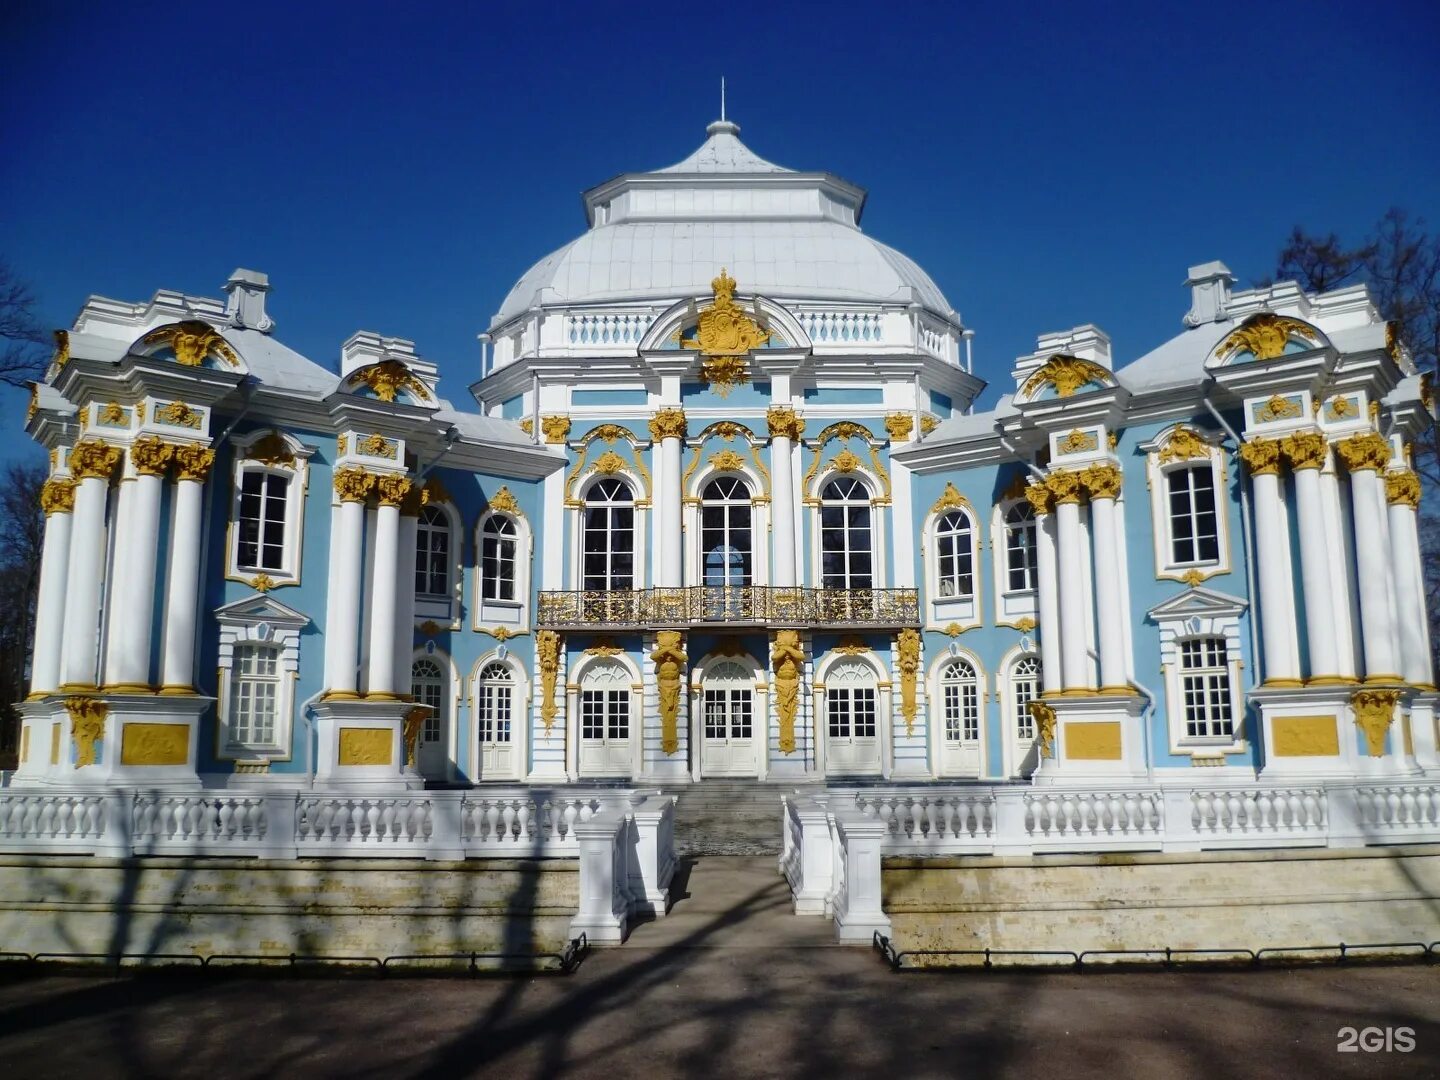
[831,810,891,943]
[991,789,1031,855]
[1326,783,1367,848]
[259,792,299,859]
[625,794,674,917]
[1161,789,1199,853]
[786,798,834,914]
[569,810,628,944]
[95,791,134,858]
[428,792,465,860]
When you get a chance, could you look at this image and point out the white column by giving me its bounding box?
[1385,470,1432,686]
[392,504,420,696]
[100,471,136,687]
[1085,467,1128,692]
[768,407,802,588]
[325,469,371,698]
[365,475,410,699]
[60,443,120,691]
[1340,437,1400,682]
[1285,436,1342,681]
[1029,484,1062,694]
[650,409,685,588]
[109,439,170,692]
[1051,475,1091,693]
[1241,441,1299,685]
[160,446,215,693]
[30,479,76,696]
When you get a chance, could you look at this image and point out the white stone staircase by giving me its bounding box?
[666,780,821,856]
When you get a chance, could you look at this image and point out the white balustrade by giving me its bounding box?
[1187,786,1326,841]
[796,310,883,345]
[1023,789,1164,847]
[0,792,108,846]
[1355,783,1440,840]
[132,794,269,850]
[566,311,655,348]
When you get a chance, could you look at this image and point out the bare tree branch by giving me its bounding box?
[0,260,49,389]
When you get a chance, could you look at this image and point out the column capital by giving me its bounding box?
[1385,469,1421,508]
[540,415,572,443]
[333,466,375,503]
[40,477,76,515]
[766,405,805,441]
[1045,469,1087,505]
[1024,479,1055,515]
[172,443,217,482]
[1279,430,1328,471]
[374,474,413,508]
[648,408,687,442]
[883,412,914,441]
[1080,463,1123,500]
[1335,432,1392,474]
[1352,688,1402,757]
[68,440,122,481]
[130,435,174,477]
[1238,437,1283,476]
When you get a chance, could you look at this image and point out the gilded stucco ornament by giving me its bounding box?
[1059,429,1098,454]
[541,415,572,443]
[585,639,624,657]
[1256,394,1303,423]
[1217,313,1320,362]
[1420,372,1434,411]
[772,630,804,755]
[1335,432,1391,473]
[156,401,203,429]
[99,402,127,426]
[172,444,216,482]
[683,269,769,398]
[1019,354,1112,399]
[1238,438,1283,476]
[1029,701,1057,759]
[39,478,76,515]
[140,321,241,367]
[920,415,939,435]
[244,431,295,466]
[1044,470,1086,505]
[589,423,633,443]
[1081,463,1122,500]
[709,449,746,472]
[833,636,870,656]
[52,329,70,369]
[248,573,276,592]
[402,706,429,767]
[697,355,750,396]
[1352,688,1401,757]
[488,486,521,516]
[1280,431,1328,471]
[1385,470,1422,508]
[333,467,374,503]
[68,440,122,481]
[1023,480,1054,515]
[766,406,804,441]
[1158,427,1212,464]
[942,623,964,637]
[359,434,396,459]
[1326,397,1355,421]
[930,482,971,515]
[651,631,687,756]
[518,418,533,436]
[830,448,862,474]
[884,413,914,441]
[591,450,628,476]
[373,474,412,507]
[64,697,107,768]
[537,630,560,733]
[421,475,453,506]
[25,385,38,424]
[1183,569,1206,588]
[347,359,432,404]
[1014,616,1037,633]
[648,409,687,442]
[897,628,921,737]
[129,436,173,477]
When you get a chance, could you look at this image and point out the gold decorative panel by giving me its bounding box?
[1271,715,1340,757]
[1064,721,1122,761]
[337,727,393,766]
[120,722,190,766]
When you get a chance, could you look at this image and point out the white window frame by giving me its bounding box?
[214,595,307,762]
[928,647,988,778]
[467,648,529,780]
[1149,587,1249,759]
[571,475,647,595]
[1143,426,1232,584]
[924,499,978,629]
[811,471,888,591]
[566,650,643,779]
[812,646,890,777]
[995,644,1042,779]
[415,501,463,623]
[990,500,1039,626]
[475,507,531,630]
[686,466,772,588]
[226,429,313,588]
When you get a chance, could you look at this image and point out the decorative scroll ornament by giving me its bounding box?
[709,449,746,472]
[248,573,276,593]
[766,406,805,441]
[1335,432,1392,473]
[536,630,560,733]
[1059,429,1098,454]
[244,431,294,466]
[884,413,915,441]
[68,440,122,481]
[943,623,964,637]
[1081,463,1122,500]
[1237,438,1282,476]
[541,415,572,443]
[648,409,687,442]
[831,448,862,474]
[1158,426,1212,464]
[921,415,939,435]
[1217,313,1320,362]
[39,478,76,515]
[156,400,203,429]
[1279,431,1328,471]
[1029,701,1057,759]
[488,486,521,515]
[930,482,970,516]
[359,434,396,459]
[347,359,431,404]
[25,385,38,424]
[52,329,70,369]
[402,705,429,767]
[1019,354,1111,399]
[518,418,533,436]
[129,436,174,477]
[651,631,687,756]
[591,450,627,475]
[1183,568,1206,588]
[834,636,869,656]
[140,320,241,367]
[333,467,374,503]
[896,628,920,736]
[585,638,624,657]
[1024,480,1055,515]
[64,697,107,768]
[373,474,412,507]
[698,355,750,397]
[1044,470,1086,505]
[1256,394,1303,422]
[589,423,633,443]
[172,444,216,482]
[684,268,770,357]
[1014,616,1037,633]
[1385,469,1421,508]
[1352,688,1401,757]
[772,630,804,755]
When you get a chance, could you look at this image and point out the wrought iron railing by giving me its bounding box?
[535,586,920,629]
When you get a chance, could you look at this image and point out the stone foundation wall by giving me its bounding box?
[0,855,579,961]
[883,845,1440,960]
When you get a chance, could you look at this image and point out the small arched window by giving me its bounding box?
[580,659,630,741]
[940,658,980,743]
[934,510,974,599]
[481,515,519,601]
[1010,655,1041,740]
[583,478,635,591]
[701,477,753,587]
[819,477,873,590]
[416,505,451,599]
[475,662,515,745]
[411,657,446,744]
[1004,502,1038,593]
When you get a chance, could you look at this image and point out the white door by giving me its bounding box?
[579,660,632,777]
[475,662,518,780]
[825,660,882,775]
[937,658,982,777]
[411,657,449,780]
[1008,655,1041,778]
[701,661,757,776]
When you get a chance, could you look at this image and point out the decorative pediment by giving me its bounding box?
[1147,586,1248,622]
[342,359,434,405]
[1213,313,1324,365]
[213,594,310,630]
[135,321,243,369]
[1016,353,1114,403]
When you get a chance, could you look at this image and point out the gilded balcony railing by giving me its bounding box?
[536,587,920,630]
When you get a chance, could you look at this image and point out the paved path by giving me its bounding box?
[1,856,1438,1079]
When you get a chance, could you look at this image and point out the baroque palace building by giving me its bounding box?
[13,118,1439,792]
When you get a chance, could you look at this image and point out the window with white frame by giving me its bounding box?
[1166,467,1220,565]
[1004,502,1038,592]
[215,595,306,760]
[237,472,289,573]
[1145,429,1230,582]
[934,511,974,599]
[826,660,878,739]
[411,657,446,744]
[475,662,515,745]
[940,658,979,742]
[415,506,451,601]
[820,477,873,589]
[1148,588,1247,757]
[580,661,630,740]
[1179,636,1234,739]
[481,515,518,601]
[1010,655,1040,741]
[582,478,635,591]
[227,431,311,587]
[228,643,280,746]
[701,477,753,587]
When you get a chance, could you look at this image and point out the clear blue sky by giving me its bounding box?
[3,0,1438,464]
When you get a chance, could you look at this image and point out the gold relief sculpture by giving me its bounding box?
[897,628,920,737]
[1158,427,1212,464]
[585,639,624,657]
[1029,701,1057,758]
[683,269,769,397]
[537,630,560,733]
[1335,432,1391,473]
[333,467,374,503]
[1279,431,1328,471]
[347,359,431,404]
[648,409,687,442]
[709,448,746,472]
[591,450,627,476]
[119,722,189,766]
[1237,438,1282,476]
[25,385,38,424]
[1014,616,1037,633]
[884,413,914,441]
[541,415,572,443]
[1183,569,1205,588]
[1385,470,1421,508]
[1385,321,1403,365]
[930,482,971,515]
[1044,470,1086,505]
[651,631,687,756]
[766,406,805,441]
[1023,480,1054,515]
[772,630,804,755]
[52,329,70,369]
[1059,428,1098,454]
[1352,688,1401,757]
[488,486,522,515]
[140,320,241,368]
[518,418,533,436]
[1217,313,1320,362]
[698,354,751,396]
[68,440,122,481]
[373,474,412,507]
[1326,397,1355,421]
[337,727,392,767]
[1255,394,1303,423]
[129,436,173,477]
[359,433,397,459]
[244,431,295,466]
[589,423,634,443]
[64,697,107,768]
[402,706,429,767]
[337,434,349,455]
[1081,463,1122,500]
[248,573,276,592]
[942,623,964,637]
[921,415,939,435]
[172,444,216,482]
[830,448,862,474]
[419,620,442,637]
[1019,354,1112,400]
[39,478,76,515]
[99,401,127,426]
[156,401,203,429]
[48,448,57,471]
[1420,372,1434,410]
[833,636,869,656]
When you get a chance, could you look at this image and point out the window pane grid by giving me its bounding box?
[1167,467,1220,565]
[237,472,289,572]
[229,644,280,746]
[1180,637,1234,739]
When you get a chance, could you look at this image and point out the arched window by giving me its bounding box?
[229,643,281,746]
[480,515,519,601]
[583,478,634,591]
[940,658,980,743]
[415,506,451,600]
[1166,467,1219,565]
[1179,636,1233,739]
[826,659,878,740]
[701,477,752,587]
[820,477,873,590]
[237,472,289,573]
[1010,655,1041,741]
[702,660,753,742]
[580,659,630,741]
[411,657,446,746]
[934,510,974,599]
[475,662,515,746]
[1004,502,1038,593]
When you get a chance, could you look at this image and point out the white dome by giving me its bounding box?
[490,121,956,330]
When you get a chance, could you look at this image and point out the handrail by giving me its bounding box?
[537,586,921,629]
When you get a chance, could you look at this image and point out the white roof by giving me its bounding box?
[655,120,790,174]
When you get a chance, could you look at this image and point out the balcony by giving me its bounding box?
[536,586,920,631]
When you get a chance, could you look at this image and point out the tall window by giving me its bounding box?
[826,660,877,739]
[940,658,979,742]
[1011,655,1040,741]
[701,477,753,587]
[475,662,514,744]
[935,510,974,598]
[580,661,630,740]
[415,506,451,599]
[411,657,445,744]
[1167,467,1219,564]
[820,477,873,589]
[237,472,288,572]
[229,644,280,746]
[1004,502,1038,592]
[481,515,519,601]
[1180,637,1233,739]
[583,479,634,591]
[702,661,753,740]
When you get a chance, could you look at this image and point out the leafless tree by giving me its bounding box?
[0,462,46,761]
[0,260,49,389]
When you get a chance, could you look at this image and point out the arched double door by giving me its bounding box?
[697,658,760,777]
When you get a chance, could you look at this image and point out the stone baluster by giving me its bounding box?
[1280,431,1343,682]
[1383,467,1432,686]
[366,474,412,699]
[30,477,77,696]
[160,445,217,693]
[649,409,686,587]
[1082,463,1129,692]
[1024,479,1062,693]
[324,467,373,698]
[1239,438,1300,685]
[767,406,804,588]
[60,441,121,692]
[1336,433,1400,682]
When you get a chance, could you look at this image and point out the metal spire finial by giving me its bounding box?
[720,76,726,122]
